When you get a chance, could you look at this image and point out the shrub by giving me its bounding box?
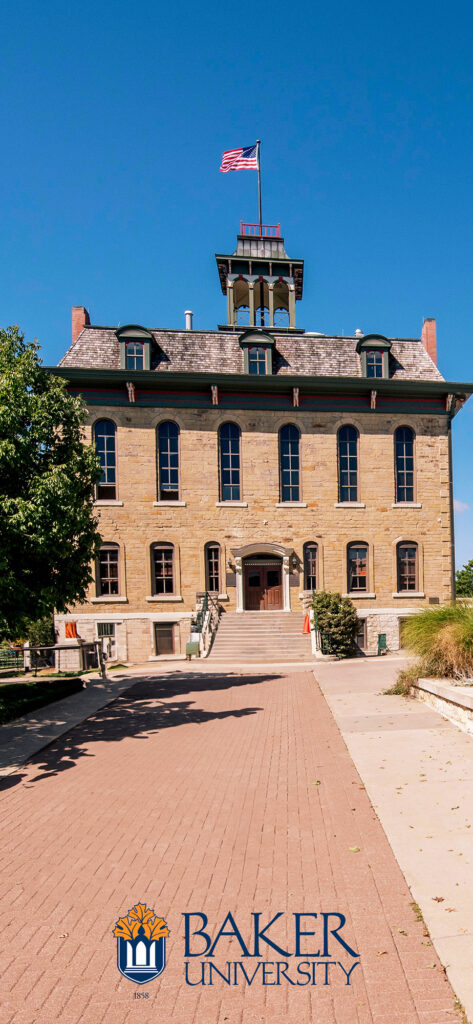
[401,603,473,680]
[384,664,420,696]
[311,591,359,659]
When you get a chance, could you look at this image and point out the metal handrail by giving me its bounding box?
[239,221,281,238]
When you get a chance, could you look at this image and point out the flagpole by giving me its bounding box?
[256,139,262,233]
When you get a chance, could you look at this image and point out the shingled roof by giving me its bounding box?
[58,327,444,382]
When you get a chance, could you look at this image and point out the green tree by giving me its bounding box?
[311,590,359,659]
[0,326,101,637]
[456,559,473,597]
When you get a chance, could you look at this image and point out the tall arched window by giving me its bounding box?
[205,543,220,593]
[347,543,368,592]
[96,543,120,596]
[395,426,415,503]
[94,419,117,500]
[338,425,359,502]
[219,423,241,501]
[397,542,418,592]
[157,421,179,500]
[279,425,300,502]
[151,543,175,595]
[304,543,318,592]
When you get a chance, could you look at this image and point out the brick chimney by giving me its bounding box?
[72,305,90,345]
[421,317,437,365]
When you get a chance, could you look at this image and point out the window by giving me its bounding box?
[366,350,384,378]
[152,544,175,595]
[157,421,179,500]
[397,542,418,592]
[347,543,368,592]
[236,305,250,327]
[338,425,358,502]
[97,544,120,596]
[256,305,269,327]
[94,419,117,500]
[279,425,300,502]
[219,423,241,501]
[126,341,144,370]
[248,346,267,375]
[395,427,415,502]
[97,622,117,659]
[304,543,317,591]
[205,543,220,593]
[274,307,289,327]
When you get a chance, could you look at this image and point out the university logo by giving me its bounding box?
[113,902,169,985]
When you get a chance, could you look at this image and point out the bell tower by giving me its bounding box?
[215,223,304,331]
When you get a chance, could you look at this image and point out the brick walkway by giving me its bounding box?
[0,668,460,1024]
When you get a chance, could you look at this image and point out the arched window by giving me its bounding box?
[338,425,359,503]
[157,421,179,500]
[94,419,117,500]
[347,543,368,592]
[395,426,415,503]
[366,350,384,378]
[219,423,241,501]
[236,305,250,327]
[274,307,289,327]
[126,341,144,370]
[304,543,318,592]
[397,542,418,592]
[205,543,220,593]
[256,305,269,327]
[248,346,267,375]
[279,425,300,502]
[151,543,175,595]
[97,543,120,596]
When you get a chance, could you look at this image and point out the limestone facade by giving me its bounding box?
[55,404,453,659]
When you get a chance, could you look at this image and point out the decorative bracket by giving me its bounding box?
[126,381,136,403]
[370,389,377,410]
[292,386,300,408]
[211,385,219,406]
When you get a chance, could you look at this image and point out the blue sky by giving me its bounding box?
[1,0,472,565]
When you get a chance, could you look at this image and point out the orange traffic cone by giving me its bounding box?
[303,614,310,634]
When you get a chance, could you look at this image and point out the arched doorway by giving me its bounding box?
[243,554,283,610]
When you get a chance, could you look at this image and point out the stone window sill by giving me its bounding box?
[392,591,425,598]
[215,501,248,507]
[94,500,124,507]
[91,595,128,603]
[218,594,229,601]
[276,502,307,508]
[392,502,422,508]
[342,592,376,599]
[146,595,183,602]
[334,502,366,508]
[153,500,187,507]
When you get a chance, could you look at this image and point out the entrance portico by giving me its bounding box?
[230,543,294,612]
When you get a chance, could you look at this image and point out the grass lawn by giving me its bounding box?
[0,678,84,725]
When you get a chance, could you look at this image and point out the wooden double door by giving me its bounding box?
[244,560,283,611]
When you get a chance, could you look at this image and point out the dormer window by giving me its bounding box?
[356,334,391,379]
[116,325,153,370]
[126,341,144,370]
[239,329,275,375]
[366,350,384,378]
[248,346,267,375]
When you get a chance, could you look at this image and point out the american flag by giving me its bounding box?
[220,144,258,172]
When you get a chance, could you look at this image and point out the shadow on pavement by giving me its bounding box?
[0,670,279,789]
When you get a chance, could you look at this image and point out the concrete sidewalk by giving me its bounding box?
[315,656,473,1023]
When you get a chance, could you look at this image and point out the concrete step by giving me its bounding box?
[209,612,312,662]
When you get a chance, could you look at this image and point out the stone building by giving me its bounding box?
[51,222,471,661]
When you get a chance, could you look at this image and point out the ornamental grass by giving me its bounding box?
[401,602,473,681]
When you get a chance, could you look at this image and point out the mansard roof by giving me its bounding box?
[58,325,444,382]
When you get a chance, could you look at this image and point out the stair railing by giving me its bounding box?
[200,593,221,657]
